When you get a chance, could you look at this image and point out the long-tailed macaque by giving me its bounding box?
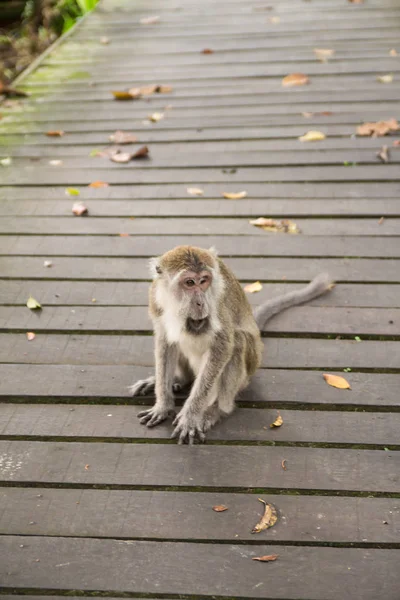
[130,246,332,444]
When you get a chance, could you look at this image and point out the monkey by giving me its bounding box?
[130,245,333,444]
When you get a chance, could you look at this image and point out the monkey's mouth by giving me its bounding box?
[186,317,209,334]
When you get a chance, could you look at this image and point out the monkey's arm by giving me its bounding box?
[171,333,232,444]
[137,328,179,427]
[253,272,333,329]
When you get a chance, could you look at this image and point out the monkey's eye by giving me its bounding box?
[200,276,209,284]
[185,279,195,287]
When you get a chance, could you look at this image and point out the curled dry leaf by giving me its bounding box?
[89,181,109,188]
[313,48,335,62]
[110,152,132,163]
[187,187,204,196]
[212,505,228,512]
[112,91,136,100]
[155,85,173,93]
[378,216,385,225]
[299,130,326,142]
[109,131,137,144]
[323,373,351,390]
[252,498,278,533]
[244,281,263,294]
[377,146,390,163]
[377,74,394,84]
[270,414,283,428]
[249,217,300,234]
[72,202,88,216]
[43,260,53,268]
[127,87,142,98]
[222,191,247,199]
[65,187,80,196]
[84,464,90,470]
[26,332,36,341]
[149,112,164,122]
[281,459,287,471]
[132,145,149,159]
[27,296,41,310]
[282,73,309,87]
[140,15,160,25]
[252,554,279,562]
[202,48,214,54]
[357,119,399,137]
[46,130,64,137]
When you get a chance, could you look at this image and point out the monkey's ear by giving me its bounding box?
[208,246,219,258]
[149,257,162,278]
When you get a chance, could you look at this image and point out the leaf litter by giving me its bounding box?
[26,332,36,341]
[46,130,65,137]
[89,181,109,188]
[249,217,300,234]
[187,187,204,196]
[244,281,263,294]
[222,191,247,199]
[313,48,335,62]
[282,73,309,87]
[109,131,137,144]
[252,554,279,562]
[65,188,80,196]
[377,74,394,84]
[299,130,326,142]
[252,499,278,533]
[72,203,88,216]
[270,413,283,428]
[323,373,351,390]
[27,296,41,310]
[212,505,228,512]
[377,146,390,163]
[357,119,399,137]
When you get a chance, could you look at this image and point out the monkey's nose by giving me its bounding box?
[196,301,202,307]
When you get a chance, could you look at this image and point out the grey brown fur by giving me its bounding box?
[131,246,333,444]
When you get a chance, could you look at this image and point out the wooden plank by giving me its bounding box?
[1,536,399,600]
[0,305,398,336]
[1,280,399,308]
[1,256,399,282]
[1,334,398,369]
[2,165,400,186]
[1,235,397,258]
[0,217,399,237]
[1,404,399,445]
[0,365,398,407]
[0,489,398,543]
[0,440,397,491]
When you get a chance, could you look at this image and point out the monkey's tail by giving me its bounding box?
[253,273,334,330]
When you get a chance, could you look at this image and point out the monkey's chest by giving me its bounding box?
[178,332,210,375]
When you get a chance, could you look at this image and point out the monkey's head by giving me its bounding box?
[150,246,223,334]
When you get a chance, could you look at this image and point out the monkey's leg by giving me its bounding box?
[129,376,155,397]
[137,334,179,427]
[172,354,194,394]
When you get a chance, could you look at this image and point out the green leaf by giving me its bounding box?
[354,336,362,342]
[65,187,80,196]
[27,296,41,310]
[0,157,12,167]
[343,367,352,372]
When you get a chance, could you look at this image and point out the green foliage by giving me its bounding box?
[54,0,100,34]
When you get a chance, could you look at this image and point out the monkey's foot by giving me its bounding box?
[129,376,155,397]
[203,404,221,432]
[137,405,175,428]
[171,410,206,445]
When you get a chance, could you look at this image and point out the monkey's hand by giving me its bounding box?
[138,404,175,428]
[171,409,206,445]
[129,376,156,397]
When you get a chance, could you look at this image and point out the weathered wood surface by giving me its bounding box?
[1,0,400,598]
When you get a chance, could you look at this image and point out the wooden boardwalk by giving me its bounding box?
[0,0,400,598]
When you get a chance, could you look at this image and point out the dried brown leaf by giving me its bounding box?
[26,332,36,341]
[140,15,160,25]
[282,73,309,87]
[127,87,142,98]
[357,119,399,137]
[302,111,314,118]
[389,49,398,57]
[393,140,400,146]
[313,48,335,62]
[43,260,53,268]
[89,181,109,188]
[155,85,173,93]
[377,146,390,163]
[46,130,64,137]
[249,217,300,234]
[187,187,204,196]
[378,217,385,225]
[110,152,133,163]
[112,91,135,100]
[109,131,137,144]
[212,505,228,512]
[132,145,149,159]
[323,373,351,390]
[139,85,158,95]
[119,233,130,237]
[348,0,363,3]
[84,464,90,470]
[72,202,88,216]
[202,48,214,54]
[244,281,263,294]
[252,554,279,562]
[252,499,278,533]
[281,459,287,471]
[270,414,283,428]
[222,191,247,199]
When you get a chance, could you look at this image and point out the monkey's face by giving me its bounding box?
[176,269,213,332]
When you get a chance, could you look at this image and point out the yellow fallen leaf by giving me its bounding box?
[112,91,135,100]
[252,499,278,533]
[149,112,164,122]
[212,505,228,512]
[187,187,204,196]
[26,332,36,341]
[323,373,351,390]
[244,281,263,294]
[313,48,335,62]
[65,187,80,196]
[282,73,309,87]
[89,181,109,188]
[252,554,279,562]
[270,414,283,428]
[27,296,41,310]
[299,130,326,142]
[377,74,394,84]
[222,191,247,199]
[249,217,300,234]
